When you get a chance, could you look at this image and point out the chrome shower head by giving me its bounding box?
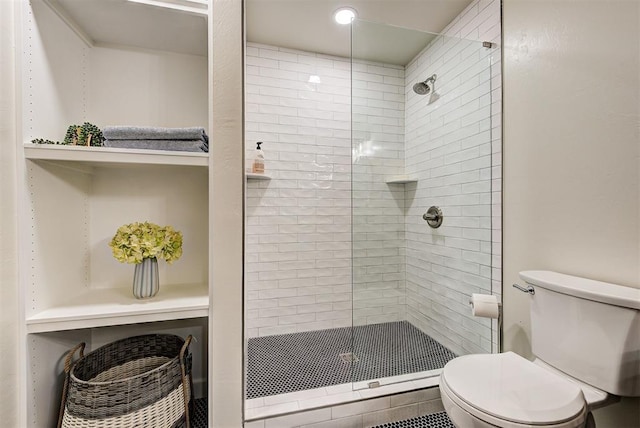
[412,82,431,95]
[413,74,437,95]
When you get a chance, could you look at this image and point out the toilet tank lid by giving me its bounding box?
[520,271,640,310]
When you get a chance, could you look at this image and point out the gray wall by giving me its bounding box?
[503,0,640,425]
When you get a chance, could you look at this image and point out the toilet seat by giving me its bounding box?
[440,352,588,428]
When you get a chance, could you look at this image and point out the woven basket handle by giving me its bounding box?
[180,335,193,428]
[180,334,193,365]
[57,342,86,428]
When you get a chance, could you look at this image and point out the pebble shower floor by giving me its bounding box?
[246,321,457,399]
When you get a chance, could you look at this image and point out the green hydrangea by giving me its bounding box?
[109,222,183,264]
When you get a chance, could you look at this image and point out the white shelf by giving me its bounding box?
[246,172,272,180]
[25,144,209,168]
[26,283,209,333]
[386,175,418,184]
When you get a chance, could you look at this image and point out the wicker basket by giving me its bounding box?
[58,334,193,428]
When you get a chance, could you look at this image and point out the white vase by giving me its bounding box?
[133,257,159,299]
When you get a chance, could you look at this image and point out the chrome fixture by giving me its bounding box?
[512,283,535,295]
[412,74,437,95]
[423,206,443,228]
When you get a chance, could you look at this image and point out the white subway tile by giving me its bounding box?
[331,397,391,420]
[279,313,316,325]
[278,296,317,307]
[259,307,298,318]
[258,325,298,337]
[298,303,333,314]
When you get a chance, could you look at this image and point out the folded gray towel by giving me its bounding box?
[103,127,209,144]
[104,139,208,152]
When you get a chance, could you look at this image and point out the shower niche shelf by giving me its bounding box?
[246,172,272,180]
[385,175,418,184]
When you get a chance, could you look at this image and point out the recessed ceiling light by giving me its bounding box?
[333,7,357,25]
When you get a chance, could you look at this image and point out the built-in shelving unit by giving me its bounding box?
[246,172,272,180]
[17,0,211,425]
[385,175,418,184]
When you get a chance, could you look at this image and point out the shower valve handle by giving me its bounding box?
[423,206,443,228]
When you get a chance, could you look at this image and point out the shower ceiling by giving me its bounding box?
[246,0,474,65]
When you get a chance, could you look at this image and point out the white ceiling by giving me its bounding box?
[52,0,207,55]
[47,0,473,64]
[246,0,474,65]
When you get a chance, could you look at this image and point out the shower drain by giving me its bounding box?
[339,352,359,363]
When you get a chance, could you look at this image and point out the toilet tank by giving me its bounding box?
[520,271,640,397]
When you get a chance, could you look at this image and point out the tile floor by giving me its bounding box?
[247,321,457,399]
[192,397,207,428]
[245,321,457,421]
[371,411,455,428]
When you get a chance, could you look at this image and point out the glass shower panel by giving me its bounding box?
[351,20,494,390]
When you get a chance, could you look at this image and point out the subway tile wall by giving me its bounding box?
[245,43,353,337]
[245,43,407,337]
[351,60,406,326]
[403,0,501,356]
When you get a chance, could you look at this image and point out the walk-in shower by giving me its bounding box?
[244,17,498,418]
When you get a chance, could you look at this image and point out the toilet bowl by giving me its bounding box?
[440,271,639,428]
[440,352,602,428]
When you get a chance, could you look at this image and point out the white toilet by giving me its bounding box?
[440,270,640,428]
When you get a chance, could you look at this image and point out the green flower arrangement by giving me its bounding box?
[109,222,183,264]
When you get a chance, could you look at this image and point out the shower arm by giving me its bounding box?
[423,74,437,84]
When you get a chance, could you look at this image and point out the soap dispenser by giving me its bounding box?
[252,141,265,174]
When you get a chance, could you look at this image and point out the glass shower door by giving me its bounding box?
[350,19,495,390]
